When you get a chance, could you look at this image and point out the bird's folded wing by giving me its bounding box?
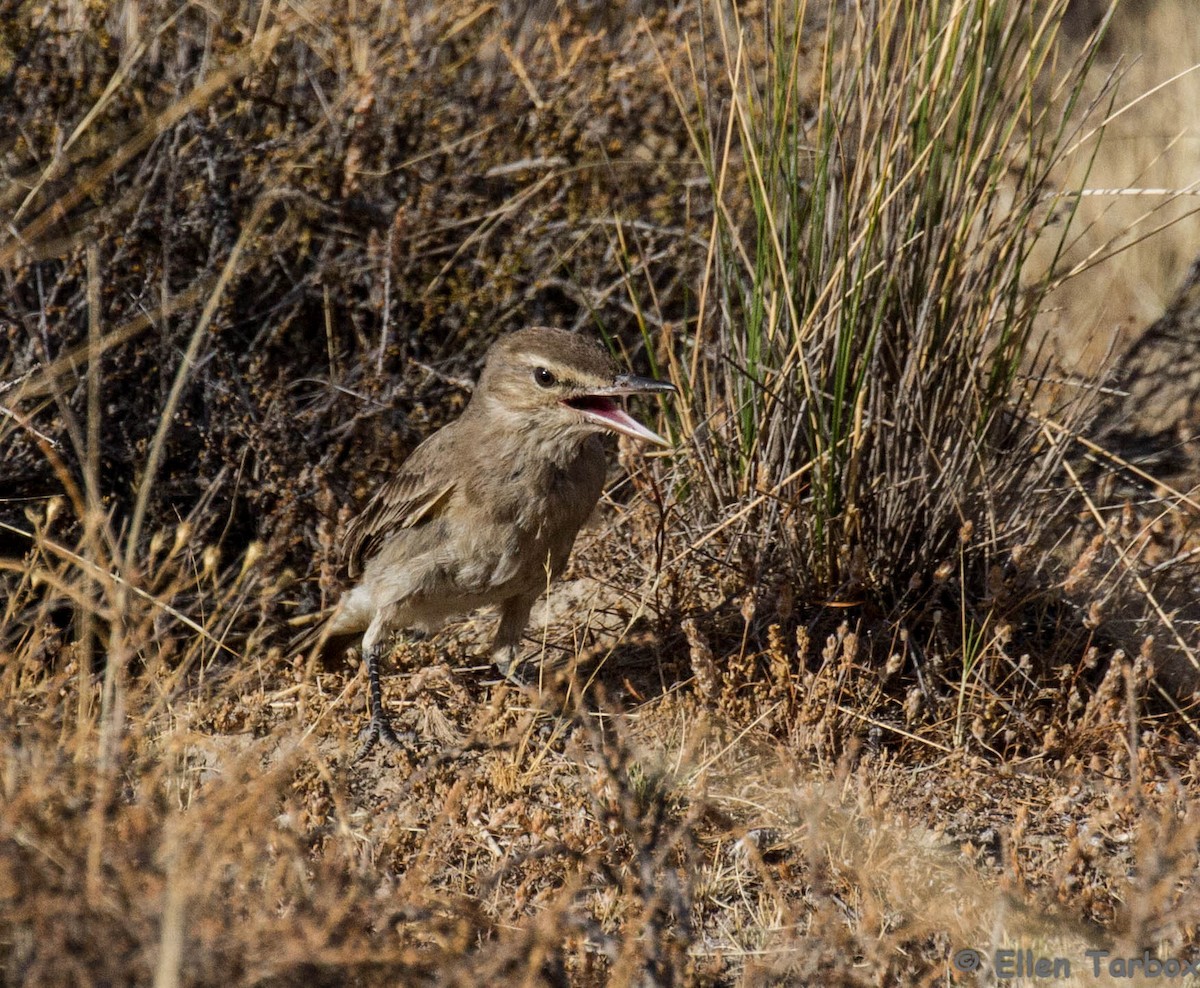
[343,471,456,578]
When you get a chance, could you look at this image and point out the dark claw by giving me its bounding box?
[354,711,410,762]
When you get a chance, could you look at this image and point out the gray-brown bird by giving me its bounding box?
[324,327,676,758]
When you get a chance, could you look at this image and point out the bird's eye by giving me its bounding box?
[533,367,556,388]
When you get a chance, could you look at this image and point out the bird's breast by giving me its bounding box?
[454,439,606,590]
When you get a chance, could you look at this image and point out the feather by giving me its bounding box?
[342,428,460,578]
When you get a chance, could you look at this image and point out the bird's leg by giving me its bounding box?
[354,642,408,762]
[492,594,538,684]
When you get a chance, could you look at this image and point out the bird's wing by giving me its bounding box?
[342,433,459,578]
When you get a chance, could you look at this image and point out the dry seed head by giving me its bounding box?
[1064,532,1104,593]
[202,545,221,577]
[682,618,718,700]
[767,623,786,657]
[1134,636,1155,682]
[1070,686,1089,720]
[240,541,263,578]
[1041,726,1060,754]
[740,591,757,624]
[172,522,193,557]
[767,624,791,688]
[904,686,922,724]
[795,626,810,661]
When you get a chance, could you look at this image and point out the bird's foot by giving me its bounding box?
[493,655,544,687]
[353,711,412,763]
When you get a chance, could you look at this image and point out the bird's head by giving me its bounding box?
[474,327,676,446]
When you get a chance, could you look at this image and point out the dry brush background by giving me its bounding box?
[3,1,1200,985]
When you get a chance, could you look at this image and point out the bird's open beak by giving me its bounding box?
[563,374,677,447]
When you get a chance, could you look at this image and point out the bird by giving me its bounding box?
[322,327,677,759]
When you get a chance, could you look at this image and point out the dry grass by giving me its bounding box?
[4,1,1200,985]
[1035,0,1200,375]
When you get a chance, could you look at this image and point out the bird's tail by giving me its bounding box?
[289,606,363,665]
